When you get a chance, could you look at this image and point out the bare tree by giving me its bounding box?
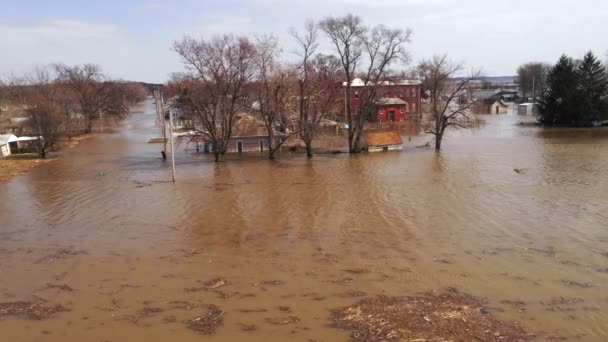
[173,34,256,162]
[291,21,342,157]
[251,35,297,160]
[517,62,551,102]
[319,14,364,153]
[320,14,411,152]
[417,55,479,150]
[55,64,126,134]
[24,67,64,158]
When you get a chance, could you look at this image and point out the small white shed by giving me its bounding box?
[0,134,16,158]
[518,103,537,116]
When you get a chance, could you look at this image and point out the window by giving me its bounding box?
[400,107,404,113]
[354,91,359,99]
[412,103,416,113]
[411,88,416,97]
[404,102,410,112]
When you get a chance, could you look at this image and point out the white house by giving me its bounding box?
[0,133,39,157]
[0,134,16,158]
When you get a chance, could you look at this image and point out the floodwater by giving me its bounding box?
[0,99,607,341]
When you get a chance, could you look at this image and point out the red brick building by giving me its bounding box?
[344,78,422,122]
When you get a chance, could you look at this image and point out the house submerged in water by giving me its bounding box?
[200,114,283,154]
[362,130,403,152]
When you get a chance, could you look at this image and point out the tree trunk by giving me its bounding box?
[435,133,443,150]
[39,149,46,159]
[305,140,313,157]
[214,151,220,162]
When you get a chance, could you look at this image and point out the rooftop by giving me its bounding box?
[376,97,407,106]
[343,78,421,87]
[363,130,403,147]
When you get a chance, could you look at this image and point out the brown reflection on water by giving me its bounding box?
[0,101,607,341]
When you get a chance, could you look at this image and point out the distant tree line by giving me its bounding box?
[518,52,608,127]
[537,52,608,126]
[0,64,148,157]
[170,14,422,161]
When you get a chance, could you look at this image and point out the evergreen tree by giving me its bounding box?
[576,51,608,123]
[538,55,581,125]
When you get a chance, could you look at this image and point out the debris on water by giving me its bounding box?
[433,258,452,264]
[260,280,286,287]
[0,301,70,320]
[329,288,532,342]
[239,323,258,332]
[500,300,527,312]
[97,172,107,177]
[45,283,74,292]
[342,268,370,275]
[265,315,301,325]
[513,168,528,174]
[204,278,229,290]
[331,277,354,286]
[237,308,267,313]
[185,278,229,293]
[167,300,198,310]
[110,284,140,295]
[334,291,367,298]
[547,297,584,306]
[185,305,224,335]
[278,306,291,312]
[36,248,87,263]
[561,280,595,289]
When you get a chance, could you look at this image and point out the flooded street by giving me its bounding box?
[1,99,607,341]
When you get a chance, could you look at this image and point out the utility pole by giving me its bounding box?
[531,76,535,104]
[168,107,176,182]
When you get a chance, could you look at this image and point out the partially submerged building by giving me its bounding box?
[362,130,403,152]
[0,133,39,157]
[473,98,508,115]
[344,78,422,122]
[200,114,283,154]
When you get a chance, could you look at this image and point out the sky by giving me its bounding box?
[1,0,607,83]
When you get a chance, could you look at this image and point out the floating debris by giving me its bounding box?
[329,288,532,342]
[334,291,367,298]
[547,297,584,306]
[342,269,370,275]
[239,323,258,332]
[185,278,229,293]
[260,280,286,287]
[561,280,595,289]
[0,301,70,320]
[185,305,224,335]
[237,308,267,314]
[36,248,87,263]
[45,283,74,292]
[265,315,301,325]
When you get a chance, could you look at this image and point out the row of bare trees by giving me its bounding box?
[171,26,344,162]
[0,64,147,157]
[171,14,480,161]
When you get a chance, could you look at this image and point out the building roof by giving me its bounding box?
[232,114,276,138]
[472,89,500,100]
[0,134,17,145]
[480,98,507,106]
[375,97,407,106]
[363,130,403,147]
[343,78,421,87]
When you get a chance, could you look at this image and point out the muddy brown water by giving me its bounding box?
[0,99,607,341]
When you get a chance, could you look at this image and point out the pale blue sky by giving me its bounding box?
[1,0,607,83]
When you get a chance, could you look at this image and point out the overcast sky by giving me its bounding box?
[1,0,607,83]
